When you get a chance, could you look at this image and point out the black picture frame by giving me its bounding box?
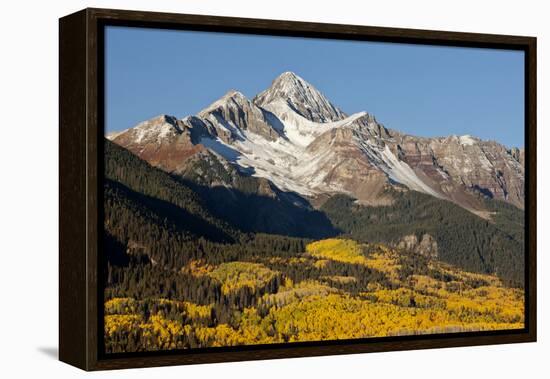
[59,7,537,371]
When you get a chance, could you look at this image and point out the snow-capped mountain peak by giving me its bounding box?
[198,89,251,116]
[196,88,283,143]
[220,89,248,103]
[107,114,184,146]
[109,72,525,213]
[254,71,346,123]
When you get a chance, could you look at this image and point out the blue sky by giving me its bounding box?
[105,26,525,147]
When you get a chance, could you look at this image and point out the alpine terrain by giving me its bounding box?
[109,71,524,213]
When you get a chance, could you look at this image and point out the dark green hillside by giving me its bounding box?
[483,198,525,242]
[321,192,524,287]
[105,139,238,240]
[105,179,231,265]
[104,178,307,268]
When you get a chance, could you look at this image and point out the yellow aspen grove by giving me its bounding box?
[105,239,523,351]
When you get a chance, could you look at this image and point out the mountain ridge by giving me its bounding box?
[108,71,525,214]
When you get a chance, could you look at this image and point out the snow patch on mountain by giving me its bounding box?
[106,130,127,141]
[459,135,477,146]
[379,146,442,197]
[108,115,183,146]
[263,99,366,147]
[196,102,442,200]
[199,136,242,162]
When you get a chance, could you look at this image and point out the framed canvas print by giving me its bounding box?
[59,8,536,371]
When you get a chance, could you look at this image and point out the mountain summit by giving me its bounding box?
[108,72,525,214]
[254,72,346,123]
[197,89,282,143]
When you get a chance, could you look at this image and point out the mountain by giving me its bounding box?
[108,71,525,215]
[253,71,346,122]
[389,133,524,211]
[197,90,282,142]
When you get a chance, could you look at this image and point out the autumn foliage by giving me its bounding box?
[104,238,523,352]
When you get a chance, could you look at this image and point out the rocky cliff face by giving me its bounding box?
[396,234,439,259]
[108,71,525,215]
[197,90,282,142]
[386,133,525,210]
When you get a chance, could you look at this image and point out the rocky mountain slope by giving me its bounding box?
[108,71,524,214]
